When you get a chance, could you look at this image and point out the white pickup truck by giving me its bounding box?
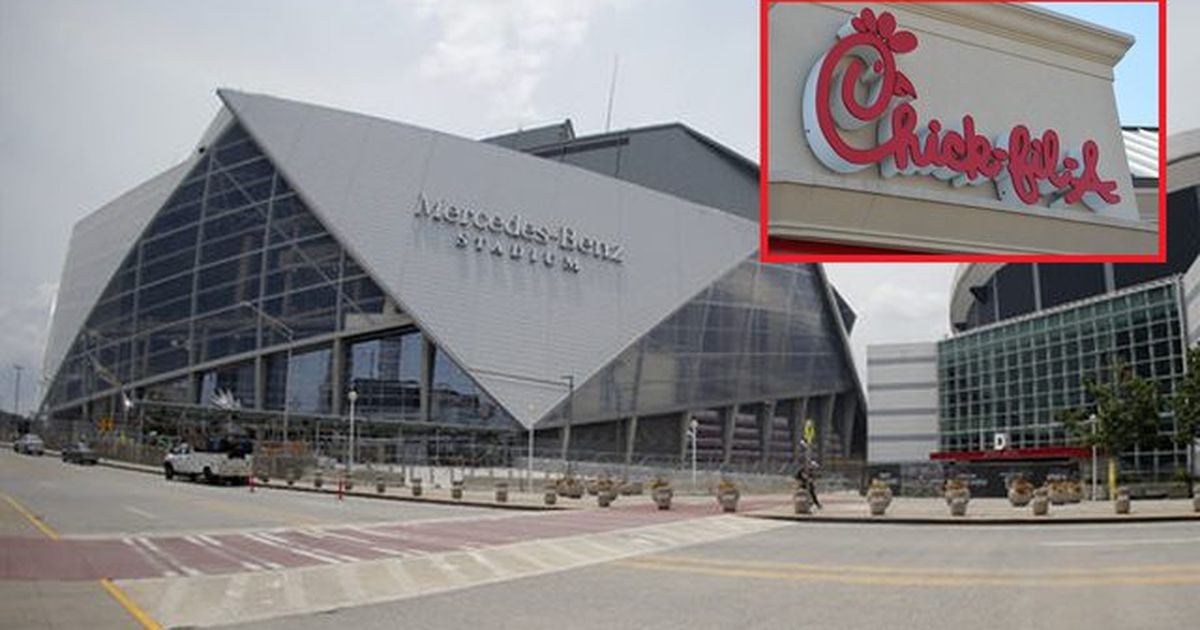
[163,439,253,484]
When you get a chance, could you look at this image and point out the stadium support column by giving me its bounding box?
[759,401,775,467]
[420,334,434,422]
[253,355,265,411]
[839,392,858,459]
[819,393,837,461]
[679,412,690,463]
[330,337,344,416]
[721,405,735,465]
[625,416,638,465]
[790,397,808,466]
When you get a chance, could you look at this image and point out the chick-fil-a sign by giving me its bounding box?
[801,8,1120,212]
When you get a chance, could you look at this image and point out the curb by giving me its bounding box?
[94,457,569,512]
[252,480,570,512]
[744,512,1200,526]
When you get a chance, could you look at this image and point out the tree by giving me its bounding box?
[1171,345,1200,497]
[1061,357,1162,493]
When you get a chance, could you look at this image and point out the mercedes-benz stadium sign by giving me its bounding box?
[413,193,624,274]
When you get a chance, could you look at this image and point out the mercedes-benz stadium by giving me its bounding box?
[36,89,866,473]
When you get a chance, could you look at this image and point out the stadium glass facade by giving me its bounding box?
[39,90,866,472]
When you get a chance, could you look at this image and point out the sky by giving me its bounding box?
[0,0,1164,415]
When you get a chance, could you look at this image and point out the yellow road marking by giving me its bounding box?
[100,578,163,630]
[624,554,1200,578]
[616,555,1200,588]
[2,492,59,540]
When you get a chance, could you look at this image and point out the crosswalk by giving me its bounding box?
[0,498,786,581]
[116,513,789,628]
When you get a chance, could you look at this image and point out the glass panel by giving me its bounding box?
[344,331,423,419]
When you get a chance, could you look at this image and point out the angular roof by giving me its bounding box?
[217,89,760,428]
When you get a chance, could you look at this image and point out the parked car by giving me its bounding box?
[61,442,99,465]
[163,437,253,484]
[13,434,44,456]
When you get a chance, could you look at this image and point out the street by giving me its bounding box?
[2,450,1198,629]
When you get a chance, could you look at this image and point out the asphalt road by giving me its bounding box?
[3,449,1198,629]
[0,449,494,536]
[232,520,1200,630]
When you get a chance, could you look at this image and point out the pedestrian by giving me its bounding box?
[794,463,822,509]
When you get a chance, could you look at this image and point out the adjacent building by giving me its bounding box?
[38,89,866,472]
[869,128,1199,491]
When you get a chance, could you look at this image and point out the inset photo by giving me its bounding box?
[762,1,1163,260]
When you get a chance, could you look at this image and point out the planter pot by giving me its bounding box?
[1193,496,1200,513]
[867,496,890,516]
[949,498,968,517]
[258,473,270,484]
[1008,489,1033,507]
[597,490,616,508]
[314,476,324,489]
[495,483,509,503]
[652,488,673,510]
[718,491,739,513]
[287,478,295,487]
[451,485,464,500]
[376,482,386,494]
[411,480,423,497]
[620,482,643,496]
[1115,498,1131,514]
[1031,497,1049,516]
[1049,486,1069,505]
[793,491,813,515]
[586,481,599,496]
[544,490,557,506]
[344,479,355,491]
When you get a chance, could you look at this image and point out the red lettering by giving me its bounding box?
[804,8,1121,212]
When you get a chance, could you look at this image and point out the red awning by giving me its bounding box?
[929,446,1092,461]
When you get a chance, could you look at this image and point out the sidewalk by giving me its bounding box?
[747,492,1200,524]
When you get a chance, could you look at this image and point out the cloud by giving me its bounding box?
[0,281,57,414]
[411,0,618,121]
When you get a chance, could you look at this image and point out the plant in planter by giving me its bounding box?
[1048,479,1071,505]
[793,483,814,515]
[1067,479,1084,503]
[286,468,299,487]
[556,475,584,499]
[495,481,509,503]
[376,474,387,494]
[451,479,464,500]
[866,478,892,516]
[619,480,643,496]
[650,477,673,510]
[943,478,970,516]
[596,476,617,508]
[313,471,324,489]
[1114,486,1132,514]
[544,482,558,506]
[585,478,599,496]
[1031,486,1050,516]
[717,477,740,513]
[1008,476,1034,507]
[411,477,423,497]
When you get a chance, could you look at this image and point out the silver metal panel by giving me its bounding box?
[41,158,197,384]
[219,90,758,428]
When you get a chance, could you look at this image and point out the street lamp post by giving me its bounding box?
[241,301,294,443]
[347,388,359,479]
[13,364,23,419]
[527,404,535,493]
[687,417,699,488]
[1088,413,1099,501]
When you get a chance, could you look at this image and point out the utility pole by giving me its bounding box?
[13,364,23,417]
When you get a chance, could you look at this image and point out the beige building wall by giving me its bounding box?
[768,2,1156,255]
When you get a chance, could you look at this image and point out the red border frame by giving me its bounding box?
[760,0,1166,263]
[929,446,1093,461]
